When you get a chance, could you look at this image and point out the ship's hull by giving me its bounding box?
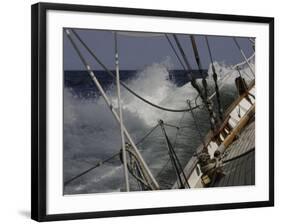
[173,82,255,188]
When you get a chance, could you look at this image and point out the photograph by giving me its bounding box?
[0,0,278,223]
[31,2,274,221]
[63,28,256,195]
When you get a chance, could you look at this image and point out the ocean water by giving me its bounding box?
[63,60,254,194]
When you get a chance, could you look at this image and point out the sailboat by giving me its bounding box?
[63,28,255,192]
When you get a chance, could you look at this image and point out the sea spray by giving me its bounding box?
[64,60,253,194]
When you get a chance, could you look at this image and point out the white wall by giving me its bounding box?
[0,0,279,223]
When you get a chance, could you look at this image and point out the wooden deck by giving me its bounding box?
[212,120,255,187]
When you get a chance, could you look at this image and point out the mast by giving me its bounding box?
[114,32,130,192]
[205,36,224,120]
[65,29,160,190]
[172,34,217,131]
[190,35,208,102]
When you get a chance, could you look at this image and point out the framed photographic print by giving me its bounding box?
[31,2,274,222]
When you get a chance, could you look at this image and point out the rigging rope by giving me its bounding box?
[155,157,172,179]
[187,100,206,148]
[205,36,223,120]
[163,122,180,129]
[159,120,190,188]
[63,123,160,187]
[135,123,160,146]
[167,142,183,188]
[64,153,119,187]
[172,34,192,70]
[172,34,217,130]
[71,29,198,113]
[66,28,160,190]
[173,110,187,148]
[66,29,256,190]
[207,53,255,101]
[248,38,255,51]
[223,147,255,164]
[121,142,161,190]
[165,34,186,70]
[241,69,253,80]
[155,110,187,185]
[121,145,154,190]
[233,37,255,76]
[236,67,255,100]
[135,162,146,190]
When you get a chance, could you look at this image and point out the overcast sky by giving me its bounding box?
[63,28,254,71]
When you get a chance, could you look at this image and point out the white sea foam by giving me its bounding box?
[110,61,199,126]
[64,59,254,194]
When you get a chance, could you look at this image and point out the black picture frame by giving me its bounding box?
[31,2,274,222]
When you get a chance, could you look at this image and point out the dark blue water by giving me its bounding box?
[63,67,238,194]
[64,70,207,98]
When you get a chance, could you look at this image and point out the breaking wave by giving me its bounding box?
[63,58,254,194]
